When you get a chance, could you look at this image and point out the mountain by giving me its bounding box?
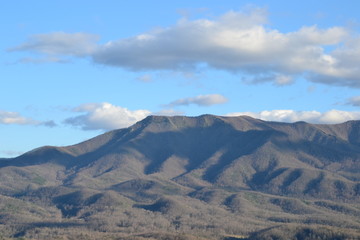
[0,115,359,239]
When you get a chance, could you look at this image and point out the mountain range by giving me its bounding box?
[0,115,359,239]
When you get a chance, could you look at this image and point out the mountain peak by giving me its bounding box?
[131,114,264,134]
[130,114,223,132]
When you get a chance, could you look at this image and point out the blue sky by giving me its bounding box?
[1,0,360,157]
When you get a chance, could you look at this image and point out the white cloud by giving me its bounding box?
[0,111,36,125]
[0,110,56,127]
[226,109,360,124]
[9,9,360,87]
[91,9,358,86]
[167,94,228,107]
[64,102,151,131]
[8,32,99,62]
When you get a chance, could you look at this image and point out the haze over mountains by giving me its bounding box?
[0,115,359,239]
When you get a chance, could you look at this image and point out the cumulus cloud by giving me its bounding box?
[9,9,360,87]
[91,10,359,86]
[227,109,360,124]
[167,94,228,107]
[63,102,151,131]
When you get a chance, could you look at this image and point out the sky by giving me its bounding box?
[1,0,360,157]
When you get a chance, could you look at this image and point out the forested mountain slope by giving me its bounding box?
[0,115,359,239]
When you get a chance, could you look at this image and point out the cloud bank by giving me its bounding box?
[227,109,360,124]
[9,9,360,87]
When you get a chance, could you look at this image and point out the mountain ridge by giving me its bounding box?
[8,114,360,159]
[0,114,359,239]
[3,114,360,198]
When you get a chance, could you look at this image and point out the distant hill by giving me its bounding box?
[0,115,359,239]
